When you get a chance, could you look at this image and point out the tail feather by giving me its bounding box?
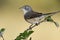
[43,11,60,17]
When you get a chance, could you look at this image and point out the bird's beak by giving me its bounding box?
[19,7,22,9]
[19,7,21,9]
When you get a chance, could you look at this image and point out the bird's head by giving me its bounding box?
[19,5,32,14]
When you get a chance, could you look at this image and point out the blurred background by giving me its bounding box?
[0,0,60,40]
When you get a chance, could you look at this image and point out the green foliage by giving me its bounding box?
[45,16,54,22]
[15,30,34,40]
[0,28,5,33]
[1,28,5,32]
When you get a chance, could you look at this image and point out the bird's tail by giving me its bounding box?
[43,11,60,17]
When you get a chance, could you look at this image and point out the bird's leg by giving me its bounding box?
[29,22,42,30]
[30,24,37,29]
[27,24,33,30]
[27,24,37,30]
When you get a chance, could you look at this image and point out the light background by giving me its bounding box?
[0,0,60,40]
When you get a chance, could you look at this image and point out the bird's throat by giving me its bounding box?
[22,9,28,14]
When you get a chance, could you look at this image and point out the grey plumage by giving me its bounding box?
[24,11,42,19]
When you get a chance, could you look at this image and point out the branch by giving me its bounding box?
[15,16,57,40]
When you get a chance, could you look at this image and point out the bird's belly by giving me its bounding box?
[26,16,45,24]
[27,18,39,24]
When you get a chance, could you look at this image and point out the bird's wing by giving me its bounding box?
[24,11,43,19]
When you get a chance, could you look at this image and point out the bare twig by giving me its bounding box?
[1,35,4,40]
[29,37,32,40]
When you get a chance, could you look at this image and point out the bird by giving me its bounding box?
[19,5,60,30]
